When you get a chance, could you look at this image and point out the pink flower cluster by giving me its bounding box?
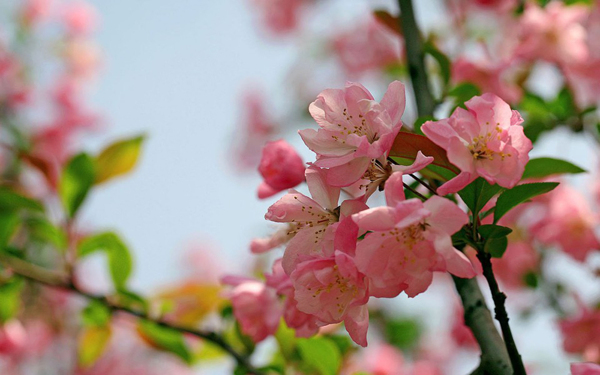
[224,80,535,347]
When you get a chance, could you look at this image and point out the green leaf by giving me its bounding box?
[24,217,67,250]
[521,157,586,179]
[548,87,576,121]
[384,318,421,351]
[297,337,341,375]
[138,320,193,364]
[0,278,23,323]
[448,82,480,111]
[523,272,538,288]
[478,224,513,239]
[115,289,149,313]
[424,42,451,88]
[78,232,133,290]
[0,187,44,212]
[95,135,145,185]
[413,115,435,136]
[78,326,111,367]
[0,212,19,247]
[458,178,503,216]
[60,153,95,217]
[81,300,112,327]
[478,225,512,258]
[494,182,559,223]
[485,236,508,258]
[274,320,296,360]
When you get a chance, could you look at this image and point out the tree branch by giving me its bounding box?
[476,251,527,375]
[397,0,436,117]
[397,1,514,373]
[0,252,264,375]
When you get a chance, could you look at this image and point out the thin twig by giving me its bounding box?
[402,182,427,200]
[408,173,438,195]
[476,250,528,375]
[0,253,264,375]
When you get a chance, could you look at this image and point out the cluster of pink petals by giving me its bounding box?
[332,17,402,77]
[515,1,589,65]
[234,89,278,169]
[572,363,600,375]
[452,57,523,104]
[422,93,532,195]
[250,0,306,35]
[353,172,476,298]
[559,303,600,362]
[221,276,282,343]
[300,81,405,187]
[491,240,539,289]
[62,1,98,36]
[530,185,600,262]
[257,139,305,199]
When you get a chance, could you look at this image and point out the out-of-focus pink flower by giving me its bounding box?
[20,0,52,27]
[250,0,306,35]
[0,52,30,109]
[234,89,278,169]
[515,1,589,65]
[571,363,600,375]
[250,225,294,254]
[491,241,539,289]
[472,0,518,12]
[0,321,27,356]
[352,172,475,298]
[422,93,532,195]
[332,16,402,77]
[412,361,443,375]
[265,166,366,274]
[530,185,599,262]
[300,81,405,187]
[257,139,305,199]
[265,259,320,337]
[559,304,600,361]
[450,306,478,350]
[63,39,101,82]
[62,1,98,36]
[452,57,522,104]
[221,277,282,343]
[291,251,369,346]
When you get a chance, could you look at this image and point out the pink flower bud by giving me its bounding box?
[257,139,305,199]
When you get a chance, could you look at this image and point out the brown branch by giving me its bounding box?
[0,252,264,375]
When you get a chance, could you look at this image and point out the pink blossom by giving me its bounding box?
[20,0,51,27]
[332,17,402,77]
[250,0,305,35]
[452,57,522,104]
[291,251,369,346]
[265,166,366,274]
[515,1,589,65]
[422,93,532,195]
[221,276,282,343]
[258,139,305,199]
[472,0,518,12]
[530,185,599,262]
[450,305,478,350]
[491,240,539,289]
[299,81,405,187]
[62,1,98,36]
[352,172,475,298]
[571,363,600,375]
[234,88,278,169]
[265,259,320,337]
[0,321,26,356]
[559,304,600,361]
[250,225,294,254]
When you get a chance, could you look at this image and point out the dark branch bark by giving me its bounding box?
[476,251,528,375]
[0,252,263,375]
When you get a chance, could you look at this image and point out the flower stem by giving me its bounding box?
[0,252,264,375]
